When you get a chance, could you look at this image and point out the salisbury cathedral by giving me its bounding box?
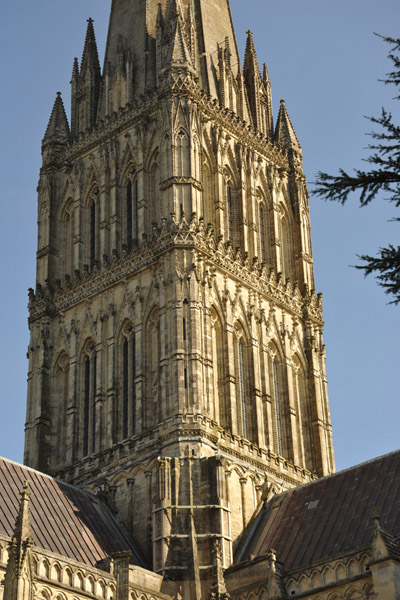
[1,1,399,599]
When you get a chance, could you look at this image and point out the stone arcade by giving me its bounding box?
[1,1,399,600]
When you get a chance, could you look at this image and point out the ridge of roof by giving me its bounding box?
[277,448,400,500]
[237,448,400,572]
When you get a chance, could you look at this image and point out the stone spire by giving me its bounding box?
[243,31,273,137]
[71,18,102,137]
[158,0,195,81]
[3,482,34,600]
[42,92,70,164]
[81,17,101,77]
[262,62,274,137]
[101,0,240,101]
[274,98,302,153]
[42,92,70,147]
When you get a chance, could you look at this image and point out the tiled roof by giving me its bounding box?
[0,457,145,568]
[237,449,400,572]
[378,526,400,562]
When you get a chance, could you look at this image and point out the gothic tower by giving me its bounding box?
[25,0,334,588]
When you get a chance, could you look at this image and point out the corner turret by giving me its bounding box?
[274,98,302,154]
[243,31,273,137]
[3,482,34,600]
[71,18,102,138]
[42,92,70,164]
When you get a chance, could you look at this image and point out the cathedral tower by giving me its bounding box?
[25,0,334,586]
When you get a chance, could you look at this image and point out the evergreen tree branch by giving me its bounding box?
[313,35,400,302]
[356,245,400,305]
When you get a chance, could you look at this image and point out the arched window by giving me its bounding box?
[149,158,160,229]
[62,200,74,280]
[54,353,69,466]
[269,346,287,457]
[238,338,247,437]
[176,129,187,177]
[125,169,138,249]
[118,322,137,440]
[211,309,229,430]
[193,135,200,181]
[292,356,314,470]
[227,182,234,242]
[81,341,97,457]
[226,175,241,248]
[203,159,214,229]
[145,309,160,429]
[88,188,100,269]
[258,201,267,263]
[234,326,255,442]
[279,205,293,280]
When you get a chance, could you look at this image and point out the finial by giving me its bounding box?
[56,91,62,98]
[21,480,30,496]
[372,506,380,525]
[87,17,94,24]
[280,98,285,104]
[246,30,253,36]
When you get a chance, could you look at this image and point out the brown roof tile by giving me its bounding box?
[0,457,146,568]
[237,449,400,572]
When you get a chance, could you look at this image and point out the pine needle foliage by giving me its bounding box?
[313,35,400,304]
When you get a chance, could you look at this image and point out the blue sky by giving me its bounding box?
[0,1,399,471]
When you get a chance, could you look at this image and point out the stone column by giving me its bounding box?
[112,551,132,600]
[239,477,247,530]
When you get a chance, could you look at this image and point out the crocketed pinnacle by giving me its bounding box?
[81,17,101,77]
[43,92,70,146]
[72,56,79,80]
[274,98,302,152]
[244,29,261,78]
[12,481,32,545]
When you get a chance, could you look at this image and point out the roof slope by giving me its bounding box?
[0,457,145,568]
[238,449,400,572]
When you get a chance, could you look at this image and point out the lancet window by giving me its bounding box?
[176,129,187,177]
[149,156,160,229]
[234,326,255,442]
[125,169,138,250]
[88,188,100,269]
[81,341,97,457]
[118,322,137,440]
[210,309,229,430]
[292,356,314,470]
[62,200,74,280]
[225,173,241,248]
[145,309,160,429]
[227,182,234,243]
[203,159,214,229]
[269,346,287,458]
[279,205,293,280]
[257,192,271,265]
